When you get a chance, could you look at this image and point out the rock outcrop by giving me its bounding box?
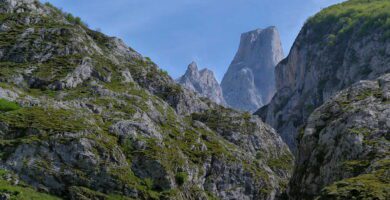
[256,0,390,151]
[221,27,284,112]
[289,73,390,199]
[177,62,226,105]
[0,0,293,199]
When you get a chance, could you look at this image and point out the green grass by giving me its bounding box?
[307,0,390,42]
[0,99,20,112]
[267,154,294,171]
[318,173,389,199]
[0,169,61,200]
[175,172,188,186]
[0,107,89,132]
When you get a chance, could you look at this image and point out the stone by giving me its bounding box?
[177,62,226,105]
[221,27,284,112]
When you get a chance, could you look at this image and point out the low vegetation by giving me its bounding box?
[307,0,390,41]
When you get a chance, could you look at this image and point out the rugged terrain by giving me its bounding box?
[256,0,390,151]
[221,27,284,112]
[289,74,390,199]
[0,0,293,199]
[177,62,226,106]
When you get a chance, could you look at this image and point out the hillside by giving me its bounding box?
[256,0,390,151]
[0,0,292,199]
[289,74,389,199]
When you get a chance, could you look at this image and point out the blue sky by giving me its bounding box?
[42,0,345,81]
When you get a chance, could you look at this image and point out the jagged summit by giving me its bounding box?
[221,26,284,112]
[177,62,226,105]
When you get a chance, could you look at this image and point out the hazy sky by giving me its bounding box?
[42,0,345,81]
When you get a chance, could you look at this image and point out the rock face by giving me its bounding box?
[177,62,226,105]
[256,0,390,151]
[0,0,293,199]
[289,74,390,199]
[221,27,284,112]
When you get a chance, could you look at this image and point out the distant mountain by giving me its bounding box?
[221,27,284,112]
[177,62,226,105]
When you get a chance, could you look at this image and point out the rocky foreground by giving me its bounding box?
[289,74,390,199]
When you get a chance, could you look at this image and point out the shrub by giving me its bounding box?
[0,98,20,112]
[65,13,82,25]
[175,172,188,186]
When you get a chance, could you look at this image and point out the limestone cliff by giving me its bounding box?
[289,73,390,199]
[256,0,390,151]
[221,27,284,112]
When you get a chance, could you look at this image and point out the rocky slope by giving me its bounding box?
[177,62,226,105]
[289,74,390,199]
[0,0,293,199]
[256,0,390,151]
[221,27,284,112]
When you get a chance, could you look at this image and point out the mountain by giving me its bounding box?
[177,62,226,105]
[289,74,390,199]
[256,0,390,151]
[0,0,293,199]
[221,27,284,112]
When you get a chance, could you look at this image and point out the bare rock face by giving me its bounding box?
[255,0,390,152]
[221,27,284,112]
[177,62,226,105]
[288,73,390,199]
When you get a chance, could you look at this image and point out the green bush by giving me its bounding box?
[0,98,20,112]
[175,172,188,186]
[65,13,80,24]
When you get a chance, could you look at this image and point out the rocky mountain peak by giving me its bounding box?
[184,61,200,78]
[177,62,226,105]
[221,26,284,112]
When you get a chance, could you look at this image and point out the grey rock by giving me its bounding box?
[0,0,293,199]
[177,62,226,105]
[221,27,284,112]
[0,193,10,200]
[256,14,390,152]
[50,58,93,90]
[288,74,390,199]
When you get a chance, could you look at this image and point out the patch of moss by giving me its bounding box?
[0,169,60,200]
[342,160,370,175]
[175,172,188,186]
[0,107,89,132]
[33,54,83,82]
[348,127,371,137]
[318,172,389,200]
[191,107,256,135]
[0,99,20,112]
[267,154,294,171]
